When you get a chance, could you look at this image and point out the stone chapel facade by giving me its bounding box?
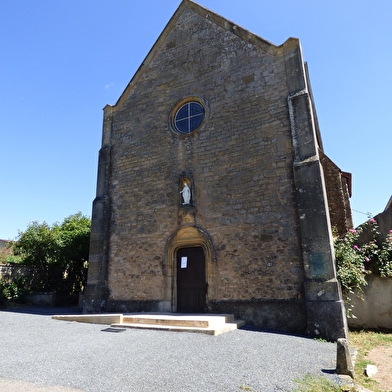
[84,0,352,341]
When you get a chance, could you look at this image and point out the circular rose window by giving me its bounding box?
[173,101,205,134]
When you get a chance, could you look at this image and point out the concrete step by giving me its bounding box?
[111,321,244,335]
[52,314,123,325]
[52,313,245,335]
[121,313,235,327]
[114,313,244,335]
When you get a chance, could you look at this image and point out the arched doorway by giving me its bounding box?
[164,225,216,313]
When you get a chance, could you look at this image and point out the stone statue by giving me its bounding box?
[180,183,191,205]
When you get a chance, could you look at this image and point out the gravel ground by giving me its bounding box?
[0,307,341,392]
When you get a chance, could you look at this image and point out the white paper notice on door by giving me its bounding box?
[181,257,188,268]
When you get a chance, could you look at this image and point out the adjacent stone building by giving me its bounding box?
[84,0,352,341]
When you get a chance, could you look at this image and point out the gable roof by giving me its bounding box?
[385,196,392,211]
[108,0,300,113]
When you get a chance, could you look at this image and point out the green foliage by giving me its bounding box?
[239,385,253,391]
[293,374,350,392]
[55,213,91,294]
[334,227,369,295]
[0,277,30,302]
[5,254,23,263]
[377,230,392,277]
[13,221,58,266]
[334,219,392,316]
[11,212,91,297]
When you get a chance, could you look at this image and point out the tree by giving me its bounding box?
[13,221,59,267]
[55,213,91,295]
[12,213,91,298]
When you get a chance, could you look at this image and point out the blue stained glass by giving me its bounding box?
[175,118,189,133]
[176,105,189,121]
[174,102,204,134]
[190,103,204,116]
[190,116,202,130]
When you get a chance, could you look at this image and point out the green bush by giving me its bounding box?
[334,219,392,316]
[0,277,30,305]
[10,212,91,300]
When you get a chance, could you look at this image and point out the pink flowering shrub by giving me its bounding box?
[334,225,369,297]
[334,219,392,316]
[378,229,392,276]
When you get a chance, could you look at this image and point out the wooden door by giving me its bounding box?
[177,247,206,313]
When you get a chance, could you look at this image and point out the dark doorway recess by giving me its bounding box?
[177,247,206,312]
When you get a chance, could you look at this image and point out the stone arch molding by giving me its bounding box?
[164,225,216,312]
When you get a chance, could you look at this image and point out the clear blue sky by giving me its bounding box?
[1,0,391,240]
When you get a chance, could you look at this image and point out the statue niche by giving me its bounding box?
[180,183,191,205]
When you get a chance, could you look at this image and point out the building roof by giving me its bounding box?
[0,239,10,248]
[385,195,392,211]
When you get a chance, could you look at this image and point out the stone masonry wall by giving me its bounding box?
[106,7,305,305]
[319,150,353,236]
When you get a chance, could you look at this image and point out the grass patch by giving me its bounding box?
[349,329,392,391]
[293,374,353,392]
[350,329,392,351]
[289,330,392,392]
[239,384,253,390]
